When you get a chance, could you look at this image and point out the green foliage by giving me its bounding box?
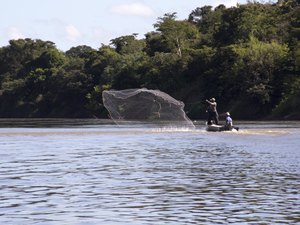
[66,45,96,58]
[272,77,300,119]
[110,34,146,55]
[231,36,289,104]
[33,48,66,69]
[188,5,225,45]
[153,13,201,57]
[236,3,282,42]
[0,1,299,119]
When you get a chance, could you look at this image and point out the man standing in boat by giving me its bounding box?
[206,98,219,125]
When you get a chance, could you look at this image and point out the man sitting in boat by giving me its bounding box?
[223,112,239,131]
[224,112,233,130]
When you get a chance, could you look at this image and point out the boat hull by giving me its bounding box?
[206,124,223,132]
[206,124,238,132]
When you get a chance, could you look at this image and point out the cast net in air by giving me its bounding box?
[102,88,195,129]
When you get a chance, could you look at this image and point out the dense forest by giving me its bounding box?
[0,0,299,120]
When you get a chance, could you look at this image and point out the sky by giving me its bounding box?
[1,0,246,51]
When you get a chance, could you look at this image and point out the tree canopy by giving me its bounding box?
[0,1,299,119]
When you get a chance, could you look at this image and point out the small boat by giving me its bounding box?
[206,124,223,132]
[206,124,238,132]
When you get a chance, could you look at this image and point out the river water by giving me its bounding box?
[0,119,299,225]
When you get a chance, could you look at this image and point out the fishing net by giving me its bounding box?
[102,88,195,129]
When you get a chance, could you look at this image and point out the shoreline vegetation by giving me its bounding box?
[0,1,299,120]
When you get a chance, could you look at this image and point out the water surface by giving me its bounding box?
[0,119,299,225]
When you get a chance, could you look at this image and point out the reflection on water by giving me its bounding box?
[0,119,299,225]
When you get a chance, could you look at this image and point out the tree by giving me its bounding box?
[144,31,165,56]
[32,48,66,69]
[0,39,57,79]
[232,36,289,104]
[153,13,200,57]
[0,2,299,119]
[84,45,120,84]
[188,5,225,45]
[66,45,96,58]
[110,34,145,55]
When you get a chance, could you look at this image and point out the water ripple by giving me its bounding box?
[0,123,299,224]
